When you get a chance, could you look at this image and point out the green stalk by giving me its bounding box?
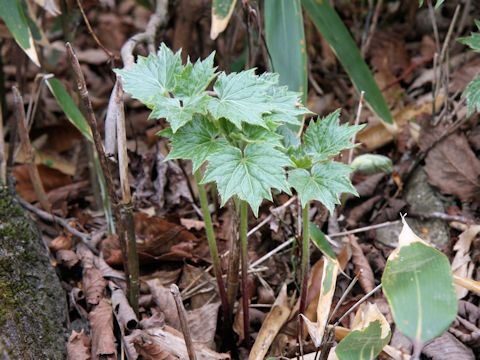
[194,170,230,323]
[299,204,310,317]
[239,200,250,344]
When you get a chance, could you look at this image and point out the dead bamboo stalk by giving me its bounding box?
[12,87,51,211]
[65,43,136,307]
[170,284,197,360]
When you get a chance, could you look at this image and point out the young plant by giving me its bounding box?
[115,44,311,339]
[286,109,363,320]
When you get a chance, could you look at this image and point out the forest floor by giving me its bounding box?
[1,0,480,359]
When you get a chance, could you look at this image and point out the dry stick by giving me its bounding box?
[361,0,383,57]
[115,82,140,315]
[239,200,250,345]
[75,0,116,60]
[348,91,365,165]
[170,284,197,360]
[66,43,133,299]
[12,87,51,211]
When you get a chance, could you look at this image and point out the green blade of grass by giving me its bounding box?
[0,0,40,66]
[264,0,307,104]
[301,0,393,125]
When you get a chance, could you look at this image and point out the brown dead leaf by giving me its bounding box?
[67,330,90,360]
[110,282,138,331]
[133,331,177,360]
[147,278,181,329]
[101,213,198,266]
[49,234,73,252]
[422,332,475,360]
[83,267,107,306]
[89,299,116,359]
[347,195,381,227]
[56,249,80,269]
[179,264,216,309]
[424,133,480,202]
[350,235,375,293]
[140,308,165,329]
[249,284,290,360]
[14,164,72,202]
[452,225,480,299]
[188,302,220,348]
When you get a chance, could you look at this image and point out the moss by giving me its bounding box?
[0,188,67,359]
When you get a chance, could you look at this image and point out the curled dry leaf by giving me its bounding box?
[452,225,480,299]
[56,249,80,269]
[424,133,480,202]
[140,308,165,330]
[88,299,116,359]
[83,267,107,306]
[147,278,181,329]
[132,331,177,360]
[110,282,138,331]
[349,235,375,293]
[67,330,90,360]
[249,284,290,360]
[49,234,73,252]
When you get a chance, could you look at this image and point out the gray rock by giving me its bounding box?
[376,168,449,247]
[0,188,67,359]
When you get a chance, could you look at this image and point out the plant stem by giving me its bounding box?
[239,200,250,344]
[299,204,310,318]
[226,200,240,325]
[193,170,230,323]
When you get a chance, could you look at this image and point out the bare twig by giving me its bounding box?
[75,0,116,60]
[333,284,382,327]
[361,0,383,56]
[348,91,365,165]
[0,100,5,185]
[170,284,197,360]
[12,87,51,211]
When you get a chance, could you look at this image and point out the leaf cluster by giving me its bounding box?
[116,44,362,215]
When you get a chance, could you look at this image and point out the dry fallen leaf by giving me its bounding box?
[188,302,220,348]
[83,267,107,306]
[88,299,116,359]
[67,330,90,360]
[49,234,73,252]
[56,249,80,269]
[110,282,138,331]
[249,284,290,360]
[424,133,480,202]
[422,332,475,360]
[147,278,181,329]
[452,225,480,299]
[349,235,376,293]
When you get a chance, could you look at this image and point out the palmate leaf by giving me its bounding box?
[160,115,228,172]
[202,143,292,215]
[264,85,311,125]
[458,20,480,52]
[304,109,364,162]
[208,69,273,129]
[463,76,480,115]
[288,161,357,212]
[150,94,209,132]
[175,52,217,97]
[115,44,182,106]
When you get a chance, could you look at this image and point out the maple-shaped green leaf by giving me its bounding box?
[150,94,209,132]
[115,43,183,106]
[288,161,357,212]
[458,20,480,52]
[207,69,272,128]
[161,115,228,172]
[264,85,311,125]
[230,123,283,147]
[463,76,480,115]
[175,53,217,97]
[303,109,364,162]
[202,143,292,215]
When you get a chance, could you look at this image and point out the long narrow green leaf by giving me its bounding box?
[0,0,39,66]
[301,0,393,125]
[46,78,93,142]
[210,0,237,39]
[264,0,307,104]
